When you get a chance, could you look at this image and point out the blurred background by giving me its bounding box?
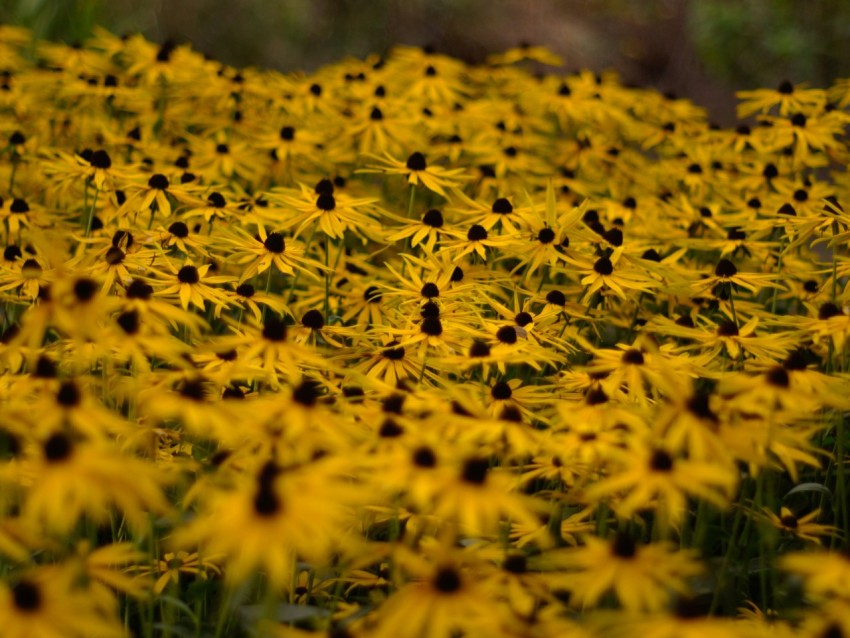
[2,0,849,124]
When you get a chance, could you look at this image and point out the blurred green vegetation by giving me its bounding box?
[0,0,101,45]
[689,0,850,89]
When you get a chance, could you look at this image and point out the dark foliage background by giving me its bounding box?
[2,0,849,124]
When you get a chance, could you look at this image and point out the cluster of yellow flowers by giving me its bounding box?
[1,24,850,638]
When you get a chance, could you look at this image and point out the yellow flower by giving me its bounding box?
[171,457,362,591]
[360,151,469,198]
[585,445,737,527]
[224,223,326,284]
[486,44,563,67]
[761,506,837,545]
[540,533,703,612]
[361,540,509,638]
[68,541,151,607]
[271,179,380,240]
[423,456,542,537]
[736,81,826,118]
[574,246,657,303]
[151,258,235,312]
[20,432,171,535]
[139,550,223,595]
[116,172,199,223]
[781,550,850,600]
[0,565,125,638]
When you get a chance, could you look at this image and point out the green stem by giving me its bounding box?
[594,501,609,538]
[418,352,429,384]
[548,499,565,547]
[262,266,274,324]
[84,187,100,238]
[286,223,317,305]
[770,238,787,315]
[147,202,158,231]
[213,587,235,638]
[709,482,748,616]
[625,292,645,343]
[753,470,771,610]
[324,240,331,319]
[835,415,848,549]
[407,184,417,218]
[728,289,739,329]
[8,157,17,194]
[833,221,839,303]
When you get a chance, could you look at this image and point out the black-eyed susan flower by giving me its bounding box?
[761,506,837,545]
[737,81,826,118]
[382,206,455,254]
[362,540,507,638]
[781,549,850,600]
[21,432,171,534]
[424,455,541,537]
[272,180,380,240]
[573,246,657,303]
[116,172,198,223]
[439,221,517,262]
[135,550,223,595]
[41,148,127,194]
[211,314,331,387]
[583,336,697,405]
[360,151,469,198]
[150,257,234,312]
[171,457,361,591]
[585,445,737,527]
[540,532,703,612]
[349,338,424,389]
[0,254,51,300]
[0,565,125,638]
[181,190,244,228]
[224,223,327,285]
[67,541,151,605]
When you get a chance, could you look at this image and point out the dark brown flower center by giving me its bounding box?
[90,149,111,169]
[621,348,644,365]
[423,209,443,227]
[537,227,555,244]
[406,152,427,171]
[492,198,513,214]
[168,221,189,238]
[496,326,518,344]
[461,457,488,484]
[12,580,41,611]
[467,225,487,241]
[301,309,324,330]
[44,432,73,462]
[264,232,285,254]
[650,449,674,472]
[412,445,436,467]
[593,257,613,275]
[469,340,490,357]
[177,266,199,284]
[263,316,287,341]
[491,381,512,400]
[433,567,461,593]
[73,277,98,301]
[715,259,737,278]
[612,532,636,558]
[148,173,169,190]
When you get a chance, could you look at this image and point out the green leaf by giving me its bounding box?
[784,483,832,499]
[240,603,330,624]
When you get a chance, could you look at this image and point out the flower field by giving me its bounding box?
[1,24,850,638]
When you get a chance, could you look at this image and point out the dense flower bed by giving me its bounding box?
[0,24,850,638]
